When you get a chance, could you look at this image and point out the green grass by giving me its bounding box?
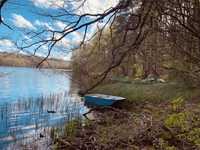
[93,82,200,103]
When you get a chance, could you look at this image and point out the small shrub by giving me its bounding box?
[170,97,185,112]
[186,128,200,148]
[164,112,191,132]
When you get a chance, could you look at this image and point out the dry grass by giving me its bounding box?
[53,82,200,150]
[54,99,200,150]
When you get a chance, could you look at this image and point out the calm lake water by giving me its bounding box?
[0,66,87,149]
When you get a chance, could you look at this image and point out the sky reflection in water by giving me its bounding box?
[0,67,87,149]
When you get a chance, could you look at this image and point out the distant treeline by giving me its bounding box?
[0,52,71,69]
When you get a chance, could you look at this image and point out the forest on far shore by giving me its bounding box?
[0,52,71,69]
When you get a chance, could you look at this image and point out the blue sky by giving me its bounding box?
[0,0,118,60]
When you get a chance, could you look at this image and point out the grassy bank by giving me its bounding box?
[53,82,200,150]
[93,82,200,104]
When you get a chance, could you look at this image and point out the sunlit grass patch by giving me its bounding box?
[93,82,200,103]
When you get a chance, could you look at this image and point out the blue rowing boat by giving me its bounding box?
[84,94,125,106]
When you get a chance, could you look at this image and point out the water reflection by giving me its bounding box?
[0,92,87,149]
[0,67,87,149]
[0,67,71,104]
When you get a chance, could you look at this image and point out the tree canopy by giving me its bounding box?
[0,0,200,93]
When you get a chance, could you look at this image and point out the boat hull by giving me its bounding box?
[84,94,125,106]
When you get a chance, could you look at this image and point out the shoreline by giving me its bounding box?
[0,52,71,70]
[53,82,200,150]
[0,65,72,71]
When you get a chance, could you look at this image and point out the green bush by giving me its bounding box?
[164,112,191,132]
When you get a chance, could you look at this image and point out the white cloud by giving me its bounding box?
[32,0,65,9]
[19,51,30,55]
[71,0,119,40]
[0,39,17,52]
[73,0,119,14]
[12,14,36,30]
[57,38,69,48]
[71,31,83,45]
[34,20,54,30]
[0,39,14,47]
[55,21,66,30]
[35,20,66,31]
[23,35,32,41]
[54,33,69,48]
[32,0,118,13]
[63,52,72,61]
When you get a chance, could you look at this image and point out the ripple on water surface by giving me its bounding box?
[0,67,87,149]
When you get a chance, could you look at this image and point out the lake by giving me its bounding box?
[0,66,87,149]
